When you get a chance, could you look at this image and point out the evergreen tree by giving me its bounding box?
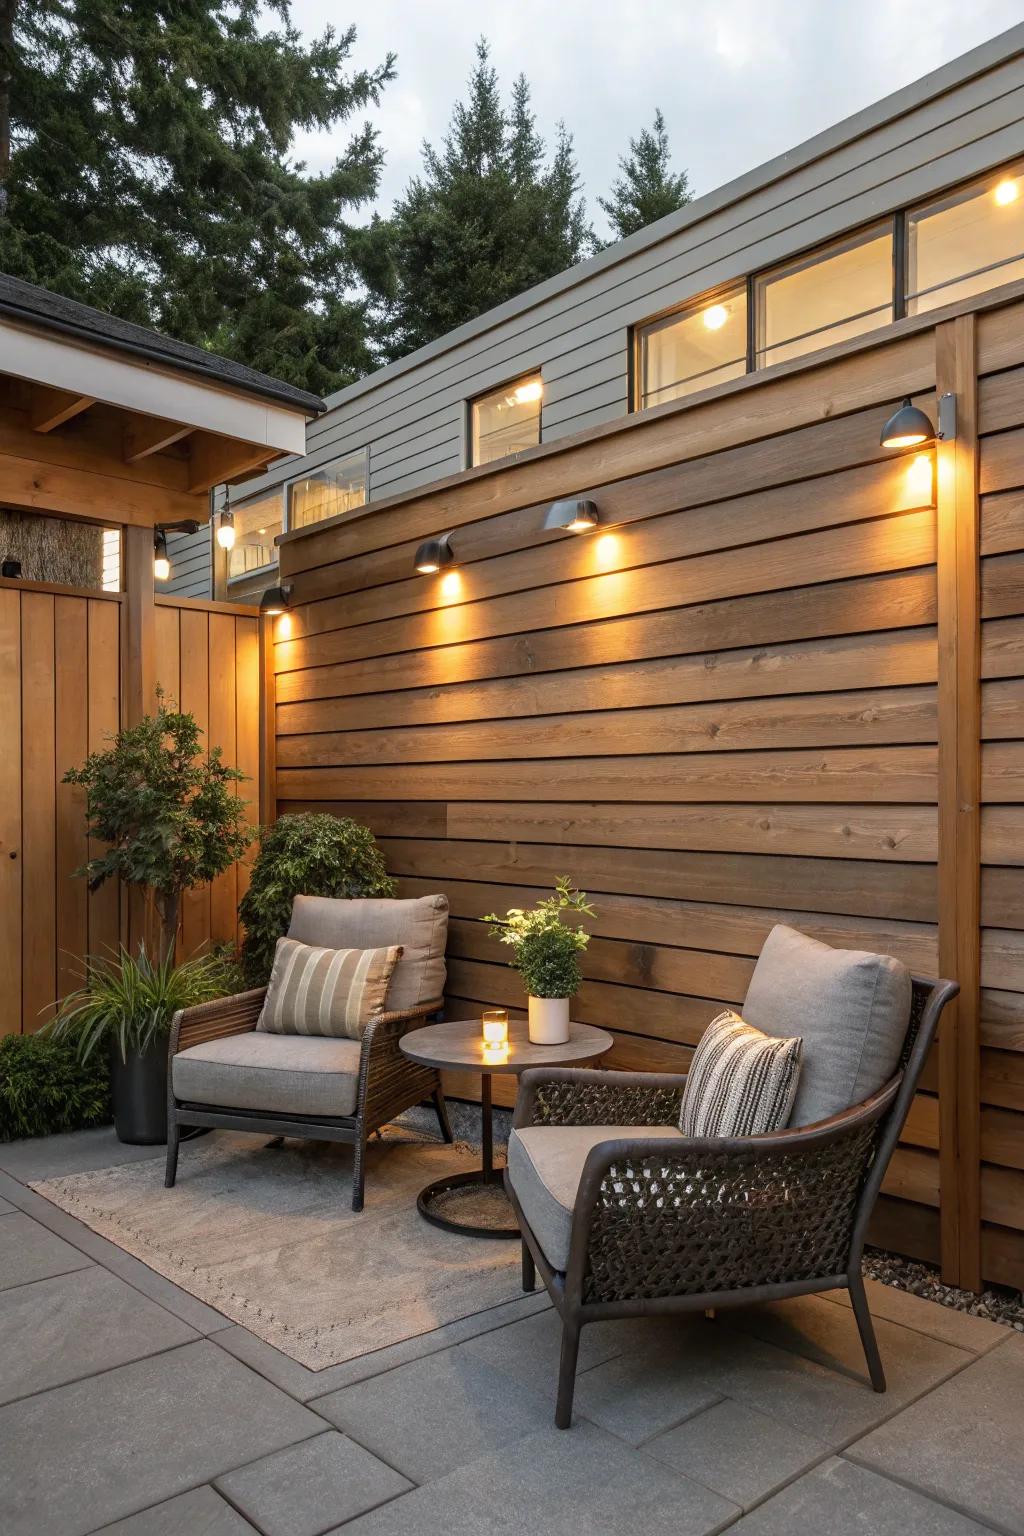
[0,1,394,394]
[381,39,592,361]
[598,108,691,244]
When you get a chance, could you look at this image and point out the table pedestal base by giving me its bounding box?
[416,1168,519,1239]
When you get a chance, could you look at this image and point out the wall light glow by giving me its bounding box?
[440,570,463,601]
[703,304,729,331]
[904,453,934,505]
[995,178,1019,206]
[275,613,293,640]
[512,379,543,405]
[594,533,622,569]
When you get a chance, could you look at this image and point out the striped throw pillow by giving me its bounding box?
[680,1010,802,1138]
[256,938,402,1041]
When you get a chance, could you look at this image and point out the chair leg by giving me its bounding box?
[555,1318,581,1429]
[849,1270,886,1392]
[352,1138,367,1213]
[433,1087,454,1144]
[521,1240,536,1293]
[164,1117,180,1189]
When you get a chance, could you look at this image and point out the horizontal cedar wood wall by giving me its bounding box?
[275,292,1024,1290]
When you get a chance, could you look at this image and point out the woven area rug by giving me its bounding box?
[32,1127,521,1369]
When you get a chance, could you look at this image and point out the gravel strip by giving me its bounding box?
[864,1247,1024,1331]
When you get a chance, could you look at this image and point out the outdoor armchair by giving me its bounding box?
[165,895,453,1210]
[505,971,958,1429]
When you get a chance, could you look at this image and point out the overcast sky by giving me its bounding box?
[285,1,1024,238]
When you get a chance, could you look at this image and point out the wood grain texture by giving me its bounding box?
[20,594,56,1031]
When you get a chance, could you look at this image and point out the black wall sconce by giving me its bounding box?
[414,532,456,574]
[1,558,22,579]
[259,583,292,616]
[880,394,957,449]
[542,498,600,533]
[154,518,201,581]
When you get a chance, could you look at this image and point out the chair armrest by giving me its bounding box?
[169,989,267,1057]
[565,1077,900,1302]
[514,1067,689,1131]
[367,999,444,1032]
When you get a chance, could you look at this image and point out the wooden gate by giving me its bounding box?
[0,586,260,1037]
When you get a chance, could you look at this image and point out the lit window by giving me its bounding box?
[756,225,893,368]
[470,375,542,466]
[227,488,283,581]
[288,450,368,530]
[908,168,1024,315]
[101,528,121,591]
[637,287,747,409]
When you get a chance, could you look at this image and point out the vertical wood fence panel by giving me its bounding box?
[0,587,260,1037]
[274,293,1024,1288]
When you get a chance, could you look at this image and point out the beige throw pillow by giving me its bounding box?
[256,938,402,1041]
[680,1010,802,1138]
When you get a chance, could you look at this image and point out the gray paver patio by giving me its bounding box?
[848,1333,1024,1533]
[723,1457,999,1535]
[0,1264,197,1404]
[216,1430,411,1535]
[0,1125,1018,1536]
[93,1484,259,1534]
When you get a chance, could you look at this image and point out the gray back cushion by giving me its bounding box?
[288,895,448,1013]
[741,924,911,1126]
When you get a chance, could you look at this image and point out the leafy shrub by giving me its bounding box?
[239,813,396,986]
[0,1033,110,1142]
[48,947,235,1064]
[484,878,594,998]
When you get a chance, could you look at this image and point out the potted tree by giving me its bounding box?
[238,811,396,986]
[49,696,252,1143]
[484,878,595,1044]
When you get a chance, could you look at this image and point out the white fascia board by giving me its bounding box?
[0,318,308,455]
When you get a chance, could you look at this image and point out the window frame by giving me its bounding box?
[223,446,369,593]
[467,370,543,468]
[905,162,1024,315]
[630,157,1024,414]
[753,218,896,370]
[631,279,751,412]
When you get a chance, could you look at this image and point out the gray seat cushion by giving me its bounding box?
[507,1123,684,1272]
[741,924,911,1127]
[172,1031,363,1118]
[288,895,448,1013]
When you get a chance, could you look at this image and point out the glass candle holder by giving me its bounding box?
[482,1007,509,1049]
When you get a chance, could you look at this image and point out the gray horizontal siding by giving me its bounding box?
[164,527,212,599]
[231,33,1024,522]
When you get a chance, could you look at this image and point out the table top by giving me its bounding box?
[400,1018,613,1075]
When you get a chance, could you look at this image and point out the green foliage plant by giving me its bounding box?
[239,812,396,986]
[0,1031,110,1142]
[47,947,235,1064]
[597,107,691,244]
[483,877,595,999]
[64,695,252,964]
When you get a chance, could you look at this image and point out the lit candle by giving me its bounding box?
[482,1008,509,1050]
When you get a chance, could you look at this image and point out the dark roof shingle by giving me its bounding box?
[0,272,323,415]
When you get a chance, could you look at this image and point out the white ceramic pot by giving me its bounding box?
[528,996,571,1045]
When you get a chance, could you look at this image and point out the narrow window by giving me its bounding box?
[227,488,283,581]
[288,449,368,530]
[637,286,747,409]
[470,374,542,466]
[907,168,1024,315]
[756,225,893,368]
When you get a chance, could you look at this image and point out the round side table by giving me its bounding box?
[400,1018,612,1238]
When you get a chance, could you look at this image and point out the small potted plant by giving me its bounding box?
[484,878,594,1044]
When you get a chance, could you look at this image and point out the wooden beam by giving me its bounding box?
[123,417,194,464]
[0,451,200,527]
[187,433,276,495]
[30,385,95,434]
[259,616,277,825]
[936,313,982,1293]
[122,525,157,727]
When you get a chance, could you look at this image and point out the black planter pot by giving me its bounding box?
[111,1041,168,1145]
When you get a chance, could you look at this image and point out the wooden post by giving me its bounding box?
[935,313,982,1292]
[259,615,277,826]
[122,524,156,726]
